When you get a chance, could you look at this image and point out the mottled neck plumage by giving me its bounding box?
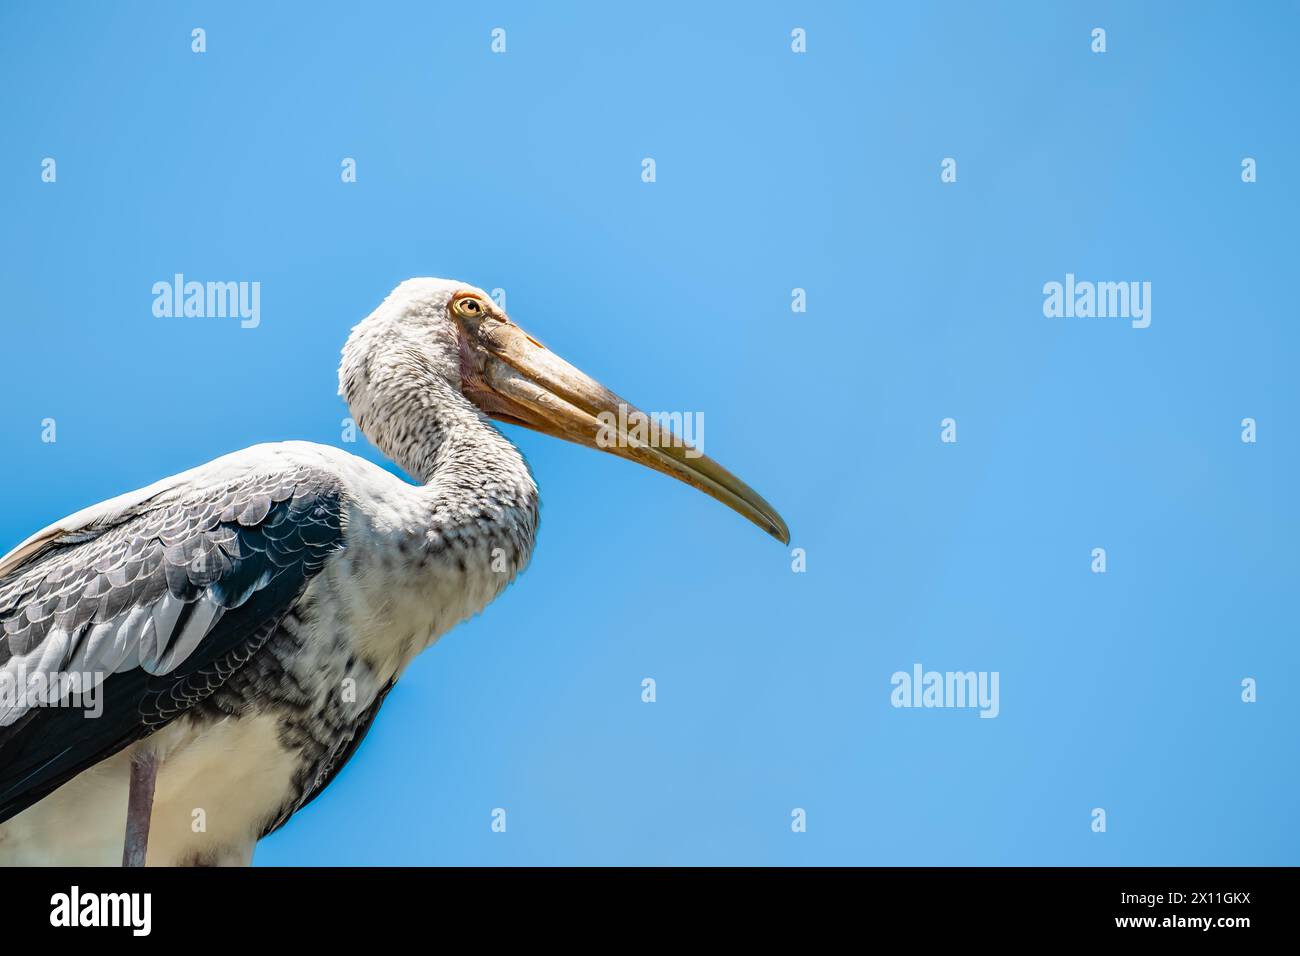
[342,347,532,495]
[337,279,540,575]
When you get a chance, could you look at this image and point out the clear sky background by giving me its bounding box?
[1,1,1295,865]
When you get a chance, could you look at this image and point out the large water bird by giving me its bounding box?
[0,278,787,865]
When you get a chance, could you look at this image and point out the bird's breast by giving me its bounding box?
[318,505,533,684]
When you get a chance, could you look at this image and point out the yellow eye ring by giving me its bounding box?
[453,296,485,318]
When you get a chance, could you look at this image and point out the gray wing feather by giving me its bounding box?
[0,464,345,725]
[0,460,348,822]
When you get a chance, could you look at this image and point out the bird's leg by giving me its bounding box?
[121,749,158,867]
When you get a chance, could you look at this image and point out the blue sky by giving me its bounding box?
[1,1,1296,864]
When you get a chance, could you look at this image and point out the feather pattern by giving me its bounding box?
[0,462,346,820]
[0,281,540,865]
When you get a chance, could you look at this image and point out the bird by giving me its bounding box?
[0,278,787,866]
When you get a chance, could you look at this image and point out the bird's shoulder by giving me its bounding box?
[0,444,361,820]
[0,442,383,582]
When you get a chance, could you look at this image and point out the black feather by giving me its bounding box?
[0,466,346,823]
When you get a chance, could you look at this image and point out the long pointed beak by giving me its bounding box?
[472,320,790,544]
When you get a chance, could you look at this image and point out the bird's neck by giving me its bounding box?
[344,359,536,503]
[339,354,539,679]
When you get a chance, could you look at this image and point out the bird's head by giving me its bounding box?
[342,277,788,544]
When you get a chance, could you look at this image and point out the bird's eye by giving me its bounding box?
[456,297,483,317]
